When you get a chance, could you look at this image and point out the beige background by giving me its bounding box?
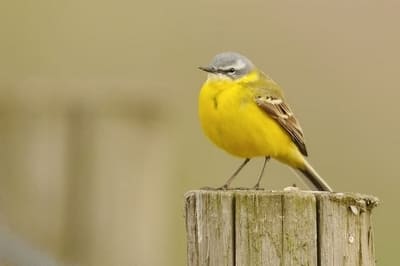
[0,0,399,265]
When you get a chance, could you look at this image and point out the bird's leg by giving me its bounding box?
[219,158,250,190]
[253,156,270,189]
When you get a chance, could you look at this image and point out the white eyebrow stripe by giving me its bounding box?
[232,59,246,69]
[220,59,246,71]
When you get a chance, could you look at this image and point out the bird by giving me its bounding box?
[198,52,332,192]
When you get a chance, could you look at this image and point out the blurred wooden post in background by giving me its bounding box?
[185,190,378,266]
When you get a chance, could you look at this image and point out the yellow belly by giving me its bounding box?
[198,80,304,168]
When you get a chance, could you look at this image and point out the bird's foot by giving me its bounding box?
[200,185,229,190]
[200,186,220,190]
[252,182,265,190]
[217,184,229,190]
[200,185,265,191]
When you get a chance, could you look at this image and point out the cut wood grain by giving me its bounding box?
[185,190,378,266]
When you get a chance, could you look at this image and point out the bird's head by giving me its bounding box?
[199,52,255,80]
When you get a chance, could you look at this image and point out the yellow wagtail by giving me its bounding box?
[198,52,332,191]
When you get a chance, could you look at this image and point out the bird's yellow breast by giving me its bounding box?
[198,75,303,167]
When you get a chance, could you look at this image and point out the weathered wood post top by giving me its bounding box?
[185,190,378,266]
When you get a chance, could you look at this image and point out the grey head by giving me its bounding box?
[199,52,255,79]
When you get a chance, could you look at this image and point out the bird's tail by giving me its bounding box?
[297,159,333,192]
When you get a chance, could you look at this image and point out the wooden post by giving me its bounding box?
[185,190,378,266]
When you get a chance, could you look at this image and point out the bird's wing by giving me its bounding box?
[255,95,308,156]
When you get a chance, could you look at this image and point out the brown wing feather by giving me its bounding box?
[255,96,308,156]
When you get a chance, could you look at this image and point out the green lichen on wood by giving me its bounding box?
[235,191,283,265]
[282,192,317,266]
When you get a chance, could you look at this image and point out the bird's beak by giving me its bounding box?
[198,66,216,73]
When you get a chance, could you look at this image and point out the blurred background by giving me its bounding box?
[0,0,399,265]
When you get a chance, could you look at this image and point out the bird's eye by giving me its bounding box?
[228,68,235,73]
